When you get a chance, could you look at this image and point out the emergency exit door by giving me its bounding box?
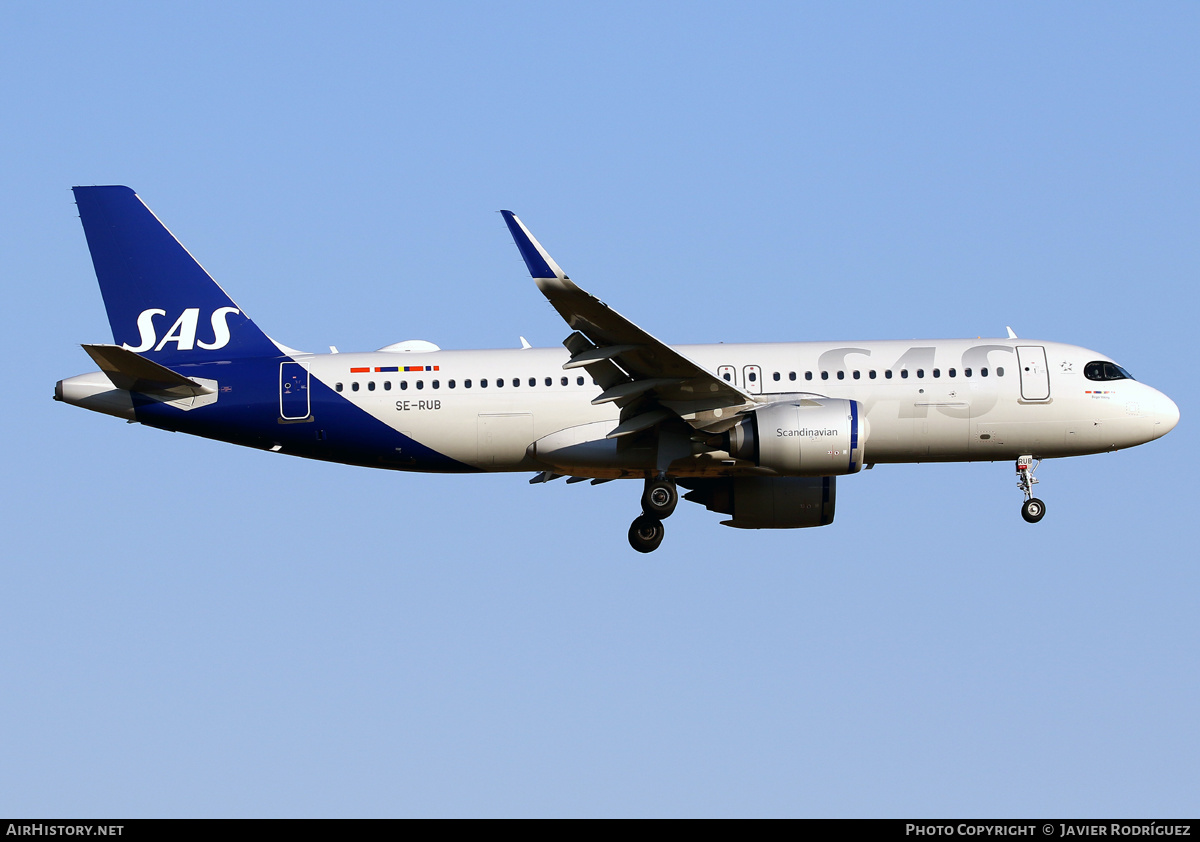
[743,365,762,394]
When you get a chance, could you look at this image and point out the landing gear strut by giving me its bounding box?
[1016,456,1046,523]
[628,476,678,552]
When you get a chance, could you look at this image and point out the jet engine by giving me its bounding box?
[681,476,836,529]
[727,398,866,476]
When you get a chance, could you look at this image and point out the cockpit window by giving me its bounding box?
[1084,361,1135,382]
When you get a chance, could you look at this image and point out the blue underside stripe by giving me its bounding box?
[132,356,480,473]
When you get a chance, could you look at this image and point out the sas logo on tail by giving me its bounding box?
[123,307,241,352]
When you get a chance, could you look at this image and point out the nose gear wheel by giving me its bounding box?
[1021,497,1046,523]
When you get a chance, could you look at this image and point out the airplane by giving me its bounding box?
[56,186,1180,552]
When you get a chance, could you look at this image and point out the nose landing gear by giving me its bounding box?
[1016,456,1046,523]
[628,476,678,553]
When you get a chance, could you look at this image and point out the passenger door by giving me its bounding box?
[279,362,310,420]
[1016,346,1050,401]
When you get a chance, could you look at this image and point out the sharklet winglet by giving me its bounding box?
[500,210,568,282]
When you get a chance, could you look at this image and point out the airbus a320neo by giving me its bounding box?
[57,187,1179,551]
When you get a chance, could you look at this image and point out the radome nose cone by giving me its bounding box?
[1154,392,1179,438]
[1164,396,1179,433]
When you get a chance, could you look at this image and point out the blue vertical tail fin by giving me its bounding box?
[73,186,283,363]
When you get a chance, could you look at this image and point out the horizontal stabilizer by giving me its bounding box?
[81,344,215,397]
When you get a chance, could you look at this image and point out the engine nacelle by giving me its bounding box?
[682,477,836,529]
[728,398,866,476]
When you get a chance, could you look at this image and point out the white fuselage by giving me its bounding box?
[297,337,1177,475]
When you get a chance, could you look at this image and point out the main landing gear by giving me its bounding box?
[1016,455,1046,524]
[628,476,678,553]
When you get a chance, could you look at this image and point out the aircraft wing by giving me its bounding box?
[501,211,756,434]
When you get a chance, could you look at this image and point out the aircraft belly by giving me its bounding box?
[477,413,535,467]
[860,399,913,460]
[330,384,617,471]
[916,405,971,459]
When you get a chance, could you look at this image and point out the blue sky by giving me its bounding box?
[2,1,1197,817]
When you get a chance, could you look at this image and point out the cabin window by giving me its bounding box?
[869,370,877,379]
[853,371,861,380]
[836,371,844,380]
[416,380,424,390]
[748,371,757,383]
[449,380,456,389]
[820,371,829,380]
[948,368,956,378]
[964,368,973,377]
[368,381,376,391]
[772,371,781,381]
[980,368,988,377]
[577,376,584,385]
[352,382,359,391]
[335,383,343,392]
[544,377,552,386]
[433,380,440,389]
[560,376,568,386]
[723,371,732,382]
[805,371,813,381]
[885,370,893,379]
[400,381,408,390]
[495,378,503,387]
[932,369,940,378]
[789,372,797,381]
[996,367,1005,377]
[481,379,488,388]
[901,370,909,379]
[464,379,472,388]
[384,381,392,390]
